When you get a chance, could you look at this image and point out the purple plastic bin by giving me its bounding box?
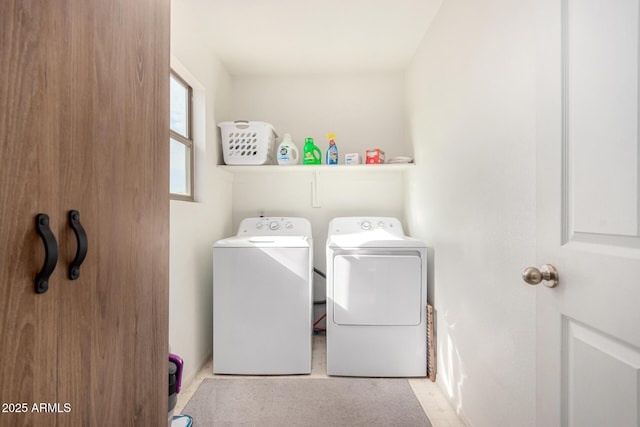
[169,353,184,394]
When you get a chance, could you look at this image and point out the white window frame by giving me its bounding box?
[170,70,194,201]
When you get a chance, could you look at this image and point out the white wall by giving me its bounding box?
[170,0,234,384]
[405,1,537,426]
[231,74,410,161]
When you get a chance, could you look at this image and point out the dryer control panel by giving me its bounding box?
[237,217,312,237]
[328,217,405,237]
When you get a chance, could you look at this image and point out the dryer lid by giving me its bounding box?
[328,216,405,236]
[332,254,423,326]
[327,217,425,249]
[327,229,425,249]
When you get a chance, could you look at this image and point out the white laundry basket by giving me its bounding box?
[218,121,278,165]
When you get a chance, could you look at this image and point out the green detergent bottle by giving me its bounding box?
[303,137,322,165]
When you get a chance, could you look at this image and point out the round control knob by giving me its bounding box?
[377,221,385,229]
[286,222,293,229]
[269,221,279,231]
[256,223,263,230]
[361,221,372,231]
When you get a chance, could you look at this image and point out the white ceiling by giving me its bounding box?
[177,0,443,76]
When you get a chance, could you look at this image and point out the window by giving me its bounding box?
[170,71,193,200]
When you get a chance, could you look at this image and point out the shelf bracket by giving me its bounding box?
[311,170,321,208]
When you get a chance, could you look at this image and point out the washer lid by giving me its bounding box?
[327,229,425,249]
[214,235,311,248]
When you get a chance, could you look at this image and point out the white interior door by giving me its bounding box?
[536,1,640,426]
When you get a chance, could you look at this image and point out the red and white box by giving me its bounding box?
[365,149,385,164]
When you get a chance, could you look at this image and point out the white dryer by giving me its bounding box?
[213,217,313,375]
[326,217,427,377]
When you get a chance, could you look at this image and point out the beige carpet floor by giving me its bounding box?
[182,377,432,426]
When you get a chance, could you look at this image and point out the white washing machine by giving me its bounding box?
[213,217,313,375]
[326,217,427,377]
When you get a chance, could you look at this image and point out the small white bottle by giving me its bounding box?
[277,134,299,165]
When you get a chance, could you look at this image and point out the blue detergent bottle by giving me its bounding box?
[325,133,338,165]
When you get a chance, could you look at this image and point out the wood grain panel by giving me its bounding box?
[1,0,169,425]
[53,0,170,425]
[1,2,60,426]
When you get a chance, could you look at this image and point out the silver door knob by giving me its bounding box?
[522,264,558,288]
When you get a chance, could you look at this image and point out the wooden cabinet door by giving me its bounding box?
[0,3,60,425]
[0,1,169,426]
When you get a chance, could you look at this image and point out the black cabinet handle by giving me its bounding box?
[35,213,58,294]
[68,210,87,280]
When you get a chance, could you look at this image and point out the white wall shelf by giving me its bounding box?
[219,163,413,212]
[218,163,414,173]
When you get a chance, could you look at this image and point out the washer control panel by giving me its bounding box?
[237,217,312,237]
[329,217,405,236]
